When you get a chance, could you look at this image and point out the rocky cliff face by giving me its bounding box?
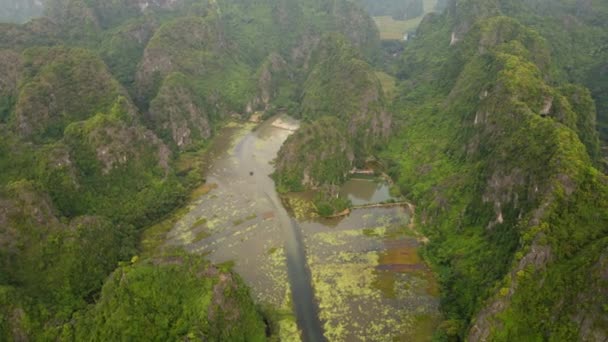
[0,180,135,340]
[0,50,21,122]
[304,55,391,144]
[135,15,229,103]
[275,116,354,191]
[64,110,171,175]
[149,72,211,150]
[252,53,290,111]
[0,1,385,339]
[386,1,608,340]
[12,46,134,140]
[274,34,390,192]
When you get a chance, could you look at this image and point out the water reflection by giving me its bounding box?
[340,178,393,206]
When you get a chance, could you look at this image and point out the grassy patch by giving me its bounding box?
[232,213,257,226]
[192,229,210,243]
[374,16,421,40]
[189,183,217,200]
[375,71,397,100]
[192,217,207,227]
[373,0,438,40]
[139,207,190,257]
[362,228,381,237]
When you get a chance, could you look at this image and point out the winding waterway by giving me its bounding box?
[164,115,440,341]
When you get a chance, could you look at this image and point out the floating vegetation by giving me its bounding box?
[192,229,210,243]
[282,194,318,220]
[192,217,207,227]
[277,288,302,342]
[158,118,438,341]
[301,208,440,341]
[190,183,218,200]
[233,213,258,226]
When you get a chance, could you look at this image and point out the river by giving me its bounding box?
[163,115,440,341]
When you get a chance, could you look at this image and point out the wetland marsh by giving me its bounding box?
[161,116,440,341]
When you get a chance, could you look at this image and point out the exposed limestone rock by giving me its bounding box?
[13,46,133,139]
[0,49,21,99]
[573,249,608,342]
[483,169,525,228]
[94,125,170,175]
[291,34,320,70]
[135,15,226,102]
[66,113,171,175]
[149,72,211,150]
[540,96,553,116]
[255,53,288,110]
[469,237,553,342]
[208,272,240,322]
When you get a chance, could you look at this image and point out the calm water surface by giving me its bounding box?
[165,116,440,341]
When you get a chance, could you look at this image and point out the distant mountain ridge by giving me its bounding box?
[0,0,45,23]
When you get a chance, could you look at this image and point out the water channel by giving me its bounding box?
[164,115,440,341]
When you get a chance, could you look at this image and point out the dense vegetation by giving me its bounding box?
[274,0,608,340]
[68,253,267,341]
[0,0,381,340]
[274,33,390,196]
[0,0,607,340]
[381,1,608,340]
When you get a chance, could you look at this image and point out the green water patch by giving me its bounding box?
[299,207,440,341]
[191,228,211,244]
[339,178,394,206]
[281,192,320,220]
[282,176,400,219]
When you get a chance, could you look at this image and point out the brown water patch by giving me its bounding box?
[395,314,442,342]
[421,268,441,297]
[376,264,427,272]
[190,183,218,199]
[379,245,420,266]
[262,211,275,220]
[372,238,425,299]
[302,208,440,340]
[192,228,210,243]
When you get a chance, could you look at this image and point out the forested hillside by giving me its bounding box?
[0,0,606,341]
[388,0,608,340]
[0,0,381,339]
[273,0,608,340]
